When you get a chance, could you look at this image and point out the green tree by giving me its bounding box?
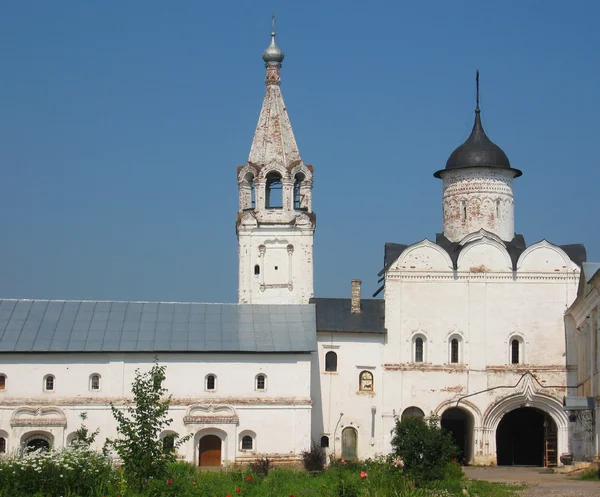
[390,414,458,483]
[73,412,100,447]
[105,361,190,490]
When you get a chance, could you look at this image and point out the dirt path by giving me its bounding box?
[463,467,600,497]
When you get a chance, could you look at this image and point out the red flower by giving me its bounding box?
[360,471,368,479]
[166,479,173,485]
[226,494,231,497]
[192,481,197,485]
[246,476,253,482]
[236,488,241,493]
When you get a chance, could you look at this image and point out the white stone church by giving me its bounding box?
[0,27,592,467]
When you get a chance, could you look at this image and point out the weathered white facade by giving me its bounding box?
[565,263,600,462]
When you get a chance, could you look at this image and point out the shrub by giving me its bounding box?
[104,360,191,491]
[249,456,272,476]
[301,440,326,472]
[390,414,459,483]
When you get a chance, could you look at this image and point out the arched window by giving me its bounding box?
[461,200,467,220]
[415,337,424,362]
[0,437,6,453]
[325,351,337,372]
[254,264,260,275]
[450,338,460,364]
[359,370,373,391]
[241,435,253,450]
[90,374,100,391]
[0,374,6,391]
[511,339,519,364]
[265,171,283,208]
[205,374,216,391]
[44,375,55,392]
[401,406,425,421]
[162,434,176,452]
[256,374,266,391]
[320,435,329,448]
[294,172,305,210]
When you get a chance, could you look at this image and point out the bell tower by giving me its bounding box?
[237,18,316,304]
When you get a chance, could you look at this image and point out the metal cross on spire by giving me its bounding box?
[272,12,276,34]
[476,69,480,111]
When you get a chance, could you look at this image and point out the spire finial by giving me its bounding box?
[475,69,480,112]
[272,12,276,34]
[262,13,285,85]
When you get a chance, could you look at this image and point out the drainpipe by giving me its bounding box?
[370,406,376,446]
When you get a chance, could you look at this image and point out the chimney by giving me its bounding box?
[351,279,362,314]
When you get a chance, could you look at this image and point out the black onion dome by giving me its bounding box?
[434,109,522,179]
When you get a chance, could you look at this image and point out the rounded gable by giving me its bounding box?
[457,238,512,272]
[390,240,452,271]
[517,241,577,272]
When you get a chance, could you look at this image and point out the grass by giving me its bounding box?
[0,449,525,497]
[578,467,600,481]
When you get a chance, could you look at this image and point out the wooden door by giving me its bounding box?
[341,427,357,461]
[199,435,222,467]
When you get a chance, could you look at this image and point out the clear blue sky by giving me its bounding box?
[1,1,598,303]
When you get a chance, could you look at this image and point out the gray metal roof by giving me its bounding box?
[0,300,316,353]
[311,298,385,334]
[582,263,600,283]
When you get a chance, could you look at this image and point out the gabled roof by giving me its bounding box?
[0,300,316,353]
[311,298,385,334]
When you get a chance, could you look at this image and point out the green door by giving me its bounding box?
[341,427,357,460]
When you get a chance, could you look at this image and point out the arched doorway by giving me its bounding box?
[198,434,222,467]
[401,406,425,421]
[341,427,357,461]
[441,407,473,463]
[496,407,557,466]
[23,435,51,452]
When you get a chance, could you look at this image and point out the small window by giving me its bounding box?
[461,200,467,220]
[44,375,55,392]
[0,374,6,391]
[90,374,100,391]
[0,437,6,453]
[294,172,305,209]
[320,435,329,448]
[256,374,266,391]
[401,406,425,420]
[450,338,459,364]
[325,351,337,372]
[206,374,216,391]
[254,264,260,275]
[241,435,253,450]
[162,434,175,452]
[415,337,424,363]
[359,370,373,391]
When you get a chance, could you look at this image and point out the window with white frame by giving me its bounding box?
[205,374,216,391]
[241,435,253,450]
[325,351,337,372]
[255,374,266,391]
[448,335,463,364]
[90,374,101,391]
[412,335,426,363]
[44,375,55,392]
[509,336,524,364]
[359,370,374,391]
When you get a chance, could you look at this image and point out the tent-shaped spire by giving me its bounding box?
[247,18,303,169]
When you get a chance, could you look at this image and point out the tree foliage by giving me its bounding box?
[390,414,458,483]
[73,412,100,447]
[105,361,190,490]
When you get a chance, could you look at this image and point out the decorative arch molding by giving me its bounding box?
[289,163,313,181]
[456,236,512,272]
[481,380,568,432]
[238,164,259,183]
[257,164,289,180]
[184,404,239,426]
[238,212,258,228]
[516,240,577,272]
[458,229,504,247]
[11,407,67,428]
[434,399,482,425]
[21,431,54,447]
[390,239,453,272]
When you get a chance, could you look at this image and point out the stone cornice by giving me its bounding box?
[386,271,579,282]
